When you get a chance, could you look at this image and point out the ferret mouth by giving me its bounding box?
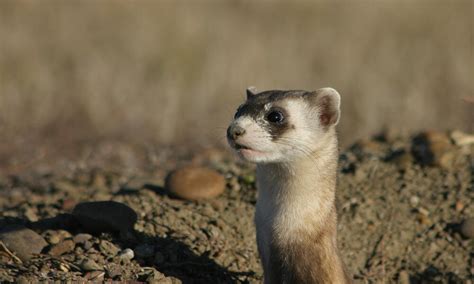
[233,143,252,150]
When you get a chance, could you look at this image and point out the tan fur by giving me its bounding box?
[227,88,350,283]
[255,129,351,284]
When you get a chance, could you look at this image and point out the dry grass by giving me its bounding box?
[0,1,472,150]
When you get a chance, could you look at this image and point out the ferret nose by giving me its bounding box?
[227,125,246,140]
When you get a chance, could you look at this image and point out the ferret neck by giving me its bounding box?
[260,130,339,180]
[256,130,339,213]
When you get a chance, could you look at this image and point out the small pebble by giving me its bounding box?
[460,218,474,239]
[416,213,431,225]
[24,208,39,222]
[80,258,103,271]
[48,240,75,256]
[46,234,61,245]
[58,263,70,272]
[409,196,420,207]
[99,240,120,256]
[73,233,93,244]
[83,240,94,250]
[418,207,429,216]
[118,248,134,261]
[105,263,122,278]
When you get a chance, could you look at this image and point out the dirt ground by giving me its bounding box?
[0,129,472,283]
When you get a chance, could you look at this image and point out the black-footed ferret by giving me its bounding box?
[227,87,351,284]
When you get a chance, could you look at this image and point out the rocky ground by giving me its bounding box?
[0,130,472,283]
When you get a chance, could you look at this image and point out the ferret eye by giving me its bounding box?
[266,111,284,123]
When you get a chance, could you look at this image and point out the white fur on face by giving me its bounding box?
[230,116,283,163]
[274,99,322,161]
[229,99,326,164]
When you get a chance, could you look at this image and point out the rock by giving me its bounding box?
[105,263,122,278]
[165,166,226,200]
[48,239,75,256]
[73,233,93,244]
[416,213,431,225]
[72,201,137,233]
[459,218,474,239]
[84,240,94,251]
[451,130,474,146]
[418,207,429,216]
[134,243,154,259]
[409,196,419,207]
[0,225,48,261]
[58,263,70,272]
[118,248,134,261]
[61,198,78,211]
[144,267,167,282]
[411,131,452,167]
[56,230,73,240]
[455,201,464,212]
[80,258,103,271]
[44,231,61,245]
[99,240,120,256]
[24,207,38,222]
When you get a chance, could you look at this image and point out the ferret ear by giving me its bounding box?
[246,86,258,99]
[308,88,341,127]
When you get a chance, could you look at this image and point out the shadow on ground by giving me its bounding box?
[0,208,249,283]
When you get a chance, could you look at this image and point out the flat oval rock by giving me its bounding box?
[72,201,137,234]
[0,225,48,261]
[165,166,225,200]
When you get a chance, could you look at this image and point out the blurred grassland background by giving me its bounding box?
[0,1,472,155]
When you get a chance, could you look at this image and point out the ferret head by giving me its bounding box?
[227,87,341,163]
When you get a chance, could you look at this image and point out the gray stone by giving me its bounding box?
[72,201,137,233]
[0,225,48,261]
